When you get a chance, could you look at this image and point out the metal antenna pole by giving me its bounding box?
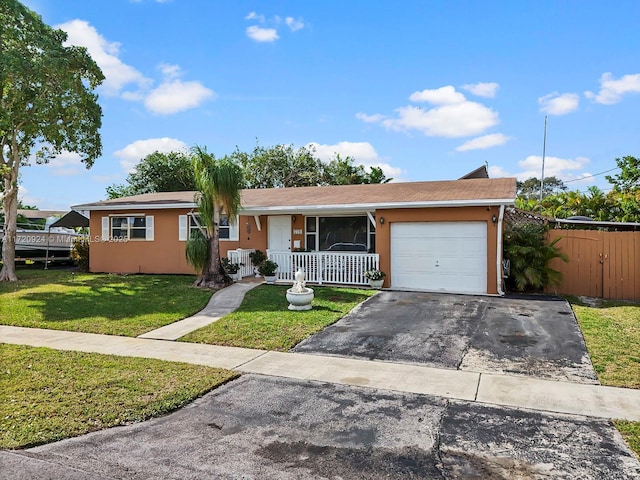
[540,116,547,202]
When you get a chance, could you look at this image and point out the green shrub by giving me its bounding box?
[70,237,90,271]
[185,230,208,273]
[504,223,568,292]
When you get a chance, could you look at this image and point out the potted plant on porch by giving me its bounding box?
[364,269,386,289]
[249,249,267,277]
[258,259,279,284]
[221,258,243,282]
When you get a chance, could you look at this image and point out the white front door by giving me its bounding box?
[391,222,487,294]
[268,216,291,251]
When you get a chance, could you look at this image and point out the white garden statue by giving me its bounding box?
[286,269,314,310]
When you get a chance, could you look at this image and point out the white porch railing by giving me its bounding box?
[226,248,255,278]
[267,250,379,286]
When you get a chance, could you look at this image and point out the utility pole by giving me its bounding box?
[540,115,547,202]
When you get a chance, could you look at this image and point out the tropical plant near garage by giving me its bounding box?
[503,223,568,292]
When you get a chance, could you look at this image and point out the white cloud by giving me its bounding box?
[585,72,640,104]
[285,17,305,31]
[307,141,405,179]
[46,151,85,176]
[244,12,304,41]
[381,103,498,138]
[355,112,386,123]
[490,155,592,183]
[17,186,44,210]
[245,11,265,22]
[409,86,466,104]
[455,133,511,152]
[158,63,181,80]
[56,19,150,97]
[538,92,579,115]
[114,137,188,172]
[361,85,499,138]
[461,82,499,98]
[246,25,279,42]
[144,65,215,115]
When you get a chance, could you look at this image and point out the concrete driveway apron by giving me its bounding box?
[294,291,599,384]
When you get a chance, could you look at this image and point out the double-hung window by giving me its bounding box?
[102,215,154,241]
[179,213,238,241]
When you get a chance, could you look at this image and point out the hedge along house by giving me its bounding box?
[72,177,516,295]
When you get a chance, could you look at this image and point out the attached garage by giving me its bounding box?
[391,222,487,294]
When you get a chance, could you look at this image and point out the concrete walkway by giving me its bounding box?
[138,281,261,340]
[2,324,640,422]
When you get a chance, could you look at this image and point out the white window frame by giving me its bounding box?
[106,214,154,241]
[178,213,238,241]
[304,215,374,252]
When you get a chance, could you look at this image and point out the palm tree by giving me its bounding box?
[189,146,244,288]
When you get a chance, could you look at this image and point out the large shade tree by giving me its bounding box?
[106,151,196,199]
[231,143,391,188]
[188,147,244,288]
[0,0,103,281]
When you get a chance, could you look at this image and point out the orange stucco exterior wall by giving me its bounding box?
[374,206,501,293]
[88,208,502,295]
[88,210,271,274]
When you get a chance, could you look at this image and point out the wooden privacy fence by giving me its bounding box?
[545,230,640,301]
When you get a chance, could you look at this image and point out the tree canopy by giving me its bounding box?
[106,151,196,199]
[1,0,104,281]
[231,143,391,189]
[106,143,392,198]
[516,176,566,200]
[605,156,640,193]
[515,157,640,223]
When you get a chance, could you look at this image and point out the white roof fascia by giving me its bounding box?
[241,198,515,215]
[73,198,514,214]
[72,202,198,211]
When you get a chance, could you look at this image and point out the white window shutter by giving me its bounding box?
[178,215,188,241]
[145,216,154,241]
[229,215,239,241]
[101,217,109,241]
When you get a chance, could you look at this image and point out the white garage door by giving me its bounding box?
[391,222,487,294]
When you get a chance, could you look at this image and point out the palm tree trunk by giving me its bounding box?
[194,207,231,288]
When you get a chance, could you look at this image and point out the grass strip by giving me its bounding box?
[569,297,640,458]
[0,344,237,449]
[0,270,212,336]
[181,285,375,351]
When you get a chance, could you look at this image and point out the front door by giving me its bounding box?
[268,215,291,251]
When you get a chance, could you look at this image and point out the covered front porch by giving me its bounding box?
[227,248,380,286]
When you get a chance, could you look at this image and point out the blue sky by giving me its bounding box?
[19,0,640,210]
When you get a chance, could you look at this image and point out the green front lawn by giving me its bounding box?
[570,299,640,389]
[569,297,640,458]
[0,344,237,449]
[0,269,212,336]
[181,285,376,350]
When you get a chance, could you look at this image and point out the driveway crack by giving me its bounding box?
[433,400,449,479]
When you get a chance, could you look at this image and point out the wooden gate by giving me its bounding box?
[545,230,640,301]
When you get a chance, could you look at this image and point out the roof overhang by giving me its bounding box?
[72,202,198,211]
[74,198,514,215]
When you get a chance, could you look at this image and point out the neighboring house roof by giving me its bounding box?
[458,165,489,179]
[73,178,517,215]
[17,209,67,219]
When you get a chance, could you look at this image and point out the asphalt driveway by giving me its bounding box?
[3,375,639,479]
[294,291,599,383]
